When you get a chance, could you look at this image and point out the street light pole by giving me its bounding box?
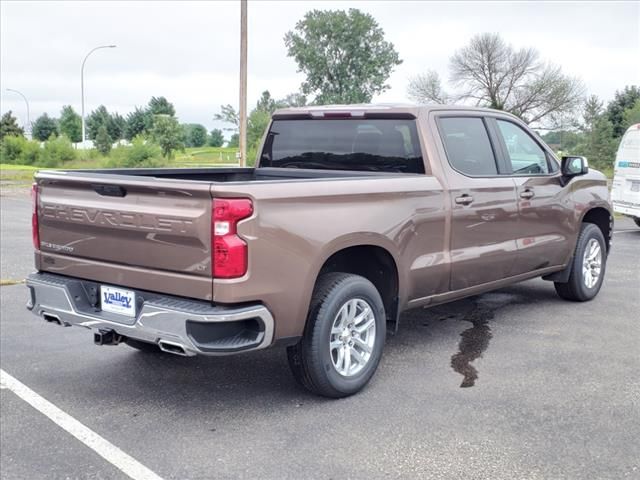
[239,0,247,167]
[81,45,116,146]
[6,88,30,137]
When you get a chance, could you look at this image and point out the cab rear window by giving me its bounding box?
[260,119,425,173]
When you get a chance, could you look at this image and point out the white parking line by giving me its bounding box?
[0,369,163,480]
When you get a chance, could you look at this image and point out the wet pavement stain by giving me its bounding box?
[450,305,494,388]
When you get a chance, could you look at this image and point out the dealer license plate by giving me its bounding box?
[100,286,136,317]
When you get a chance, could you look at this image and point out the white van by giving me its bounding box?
[611,124,640,227]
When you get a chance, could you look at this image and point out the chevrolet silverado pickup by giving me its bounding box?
[26,105,613,397]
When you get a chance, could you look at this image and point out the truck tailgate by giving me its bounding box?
[35,174,213,300]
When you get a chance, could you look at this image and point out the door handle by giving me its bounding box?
[520,189,534,199]
[455,194,474,205]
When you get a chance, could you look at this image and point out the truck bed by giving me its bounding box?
[33,166,417,303]
[57,166,401,183]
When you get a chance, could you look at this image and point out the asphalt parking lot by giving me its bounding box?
[1,190,639,480]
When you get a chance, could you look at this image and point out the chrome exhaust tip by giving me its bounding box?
[42,313,63,326]
[158,340,188,356]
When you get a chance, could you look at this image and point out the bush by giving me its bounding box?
[39,135,77,167]
[0,135,42,165]
[1,134,76,167]
[22,140,42,165]
[107,136,164,168]
[0,135,26,164]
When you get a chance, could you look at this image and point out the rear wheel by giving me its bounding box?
[124,338,162,353]
[554,223,607,301]
[287,273,386,398]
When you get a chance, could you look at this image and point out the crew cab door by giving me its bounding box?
[490,118,574,273]
[435,115,519,290]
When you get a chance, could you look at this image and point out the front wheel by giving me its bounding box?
[554,223,607,302]
[287,273,386,398]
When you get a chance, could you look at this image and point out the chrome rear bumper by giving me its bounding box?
[26,272,274,356]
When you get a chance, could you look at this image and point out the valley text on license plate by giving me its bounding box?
[101,286,136,317]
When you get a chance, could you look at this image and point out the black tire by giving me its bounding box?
[634,217,640,228]
[287,273,386,398]
[124,338,162,353]
[554,223,607,302]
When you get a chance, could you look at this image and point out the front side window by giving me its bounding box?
[496,120,549,174]
[439,117,498,176]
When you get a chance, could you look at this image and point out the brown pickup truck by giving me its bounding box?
[26,104,612,397]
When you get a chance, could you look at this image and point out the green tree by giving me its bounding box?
[246,91,284,149]
[622,99,640,132]
[227,133,239,148]
[575,96,616,171]
[32,113,58,141]
[125,107,148,140]
[148,96,175,116]
[208,128,224,147]
[151,115,184,158]
[606,86,640,137]
[0,111,24,140]
[86,106,111,140]
[58,106,82,143]
[541,130,582,152]
[247,109,271,150]
[109,112,126,141]
[280,92,307,107]
[285,8,402,104]
[582,95,604,132]
[94,125,112,155]
[183,123,208,147]
[255,90,279,114]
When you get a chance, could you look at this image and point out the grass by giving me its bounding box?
[0,164,39,182]
[0,164,40,171]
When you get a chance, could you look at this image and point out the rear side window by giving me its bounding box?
[439,117,498,176]
[260,119,425,173]
[496,120,549,174]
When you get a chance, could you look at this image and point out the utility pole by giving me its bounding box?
[239,0,248,167]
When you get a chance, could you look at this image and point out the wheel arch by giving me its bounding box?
[305,239,402,333]
[580,206,612,252]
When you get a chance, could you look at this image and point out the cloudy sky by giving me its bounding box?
[1,0,639,133]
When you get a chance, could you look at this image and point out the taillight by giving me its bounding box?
[31,182,40,249]
[212,198,253,278]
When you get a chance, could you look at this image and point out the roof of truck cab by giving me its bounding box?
[272,103,519,118]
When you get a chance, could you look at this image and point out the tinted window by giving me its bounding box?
[439,117,498,176]
[261,119,424,173]
[497,120,549,174]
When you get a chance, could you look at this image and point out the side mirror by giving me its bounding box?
[561,155,589,178]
